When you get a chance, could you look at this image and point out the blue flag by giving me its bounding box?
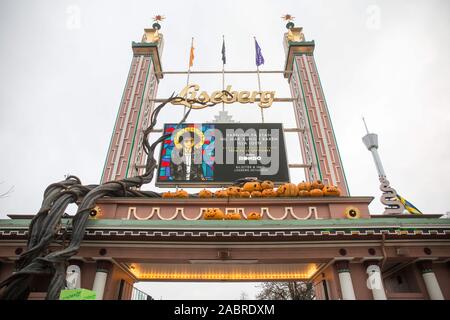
[255,39,265,66]
[221,38,226,64]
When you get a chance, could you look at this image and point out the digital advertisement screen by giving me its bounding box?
[156,123,289,187]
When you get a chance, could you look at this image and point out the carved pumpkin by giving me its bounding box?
[251,191,262,198]
[310,188,324,197]
[247,212,262,220]
[174,189,189,198]
[277,183,298,197]
[243,181,262,192]
[214,190,228,198]
[262,188,277,197]
[298,181,312,191]
[240,191,251,198]
[323,185,341,197]
[225,212,242,220]
[199,189,212,198]
[227,186,241,198]
[298,190,311,197]
[311,180,325,190]
[203,208,225,220]
[162,191,174,198]
[261,180,274,190]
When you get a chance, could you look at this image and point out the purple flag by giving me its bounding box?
[255,39,265,66]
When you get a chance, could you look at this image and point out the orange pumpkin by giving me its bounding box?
[174,189,189,198]
[323,185,341,197]
[240,191,251,198]
[311,180,325,190]
[227,186,241,198]
[162,191,174,198]
[251,191,262,198]
[203,208,225,220]
[298,190,311,197]
[214,190,228,198]
[199,189,212,198]
[262,189,277,197]
[310,188,324,197]
[261,180,274,190]
[225,212,242,220]
[277,183,298,197]
[243,181,262,192]
[247,212,262,220]
[298,181,312,191]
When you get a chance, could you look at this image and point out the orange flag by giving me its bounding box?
[189,38,194,68]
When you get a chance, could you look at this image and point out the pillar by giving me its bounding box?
[365,261,387,300]
[417,261,444,300]
[92,260,112,300]
[335,260,356,300]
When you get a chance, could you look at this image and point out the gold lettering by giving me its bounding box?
[259,91,275,108]
[238,91,251,103]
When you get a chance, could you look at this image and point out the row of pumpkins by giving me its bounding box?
[162,180,341,198]
[203,208,262,220]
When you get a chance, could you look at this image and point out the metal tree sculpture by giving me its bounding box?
[0,92,229,300]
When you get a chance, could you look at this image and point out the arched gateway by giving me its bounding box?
[0,18,449,301]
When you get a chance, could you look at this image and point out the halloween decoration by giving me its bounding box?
[214,189,228,198]
[247,212,262,220]
[243,182,262,192]
[198,189,212,198]
[162,191,174,198]
[203,208,225,220]
[225,212,242,220]
[298,190,311,197]
[310,188,324,197]
[323,185,341,197]
[261,180,274,190]
[240,191,251,198]
[298,181,311,191]
[277,183,298,197]
[89,206,101,219]
[227,186,241,198]
[311,180,325,190]
[251,191,262,198]
[261,188,277,197]
[174,189,189,198]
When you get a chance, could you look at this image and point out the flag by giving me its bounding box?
[189,39,194,68]
[221,38,226,65]
[396,194,423,215]
[255,38,265,67]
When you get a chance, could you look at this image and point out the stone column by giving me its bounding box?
[417,261,444,300]
[365,261,387,300]
[335,260,356,300]
[92,260,112,300]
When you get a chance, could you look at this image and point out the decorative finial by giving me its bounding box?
[152,15,165,30]
[362,117,370,134]
[282,14,295,29]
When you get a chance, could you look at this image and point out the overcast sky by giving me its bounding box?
[0,0,449,299]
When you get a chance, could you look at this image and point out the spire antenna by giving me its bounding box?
[362,117,370,134]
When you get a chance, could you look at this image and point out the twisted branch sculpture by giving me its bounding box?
[0,92,231,300]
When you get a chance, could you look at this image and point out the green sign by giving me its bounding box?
[60,289,96,300]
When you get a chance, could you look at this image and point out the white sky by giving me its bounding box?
[0,0,449,299]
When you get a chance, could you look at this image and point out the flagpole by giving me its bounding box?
[222,35,225,112]
[184,37,194,117]
[254,36,265,123]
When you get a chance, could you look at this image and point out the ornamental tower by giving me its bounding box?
[283,20,350,195]
[100,21,164,183]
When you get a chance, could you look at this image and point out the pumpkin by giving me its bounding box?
[240,191,251,198]
[310,188,324,197]
[162,191,174,198]
[214,190,228,198]
[174,189,189,198]
[225,212,242,220]
[227,186,241,198]
[262,188,277,197]
[251,191,262,198]
[311,180,325,190]
[298,190,311,197]
[203,208,225,220]
[247,212,262,220]
[199,189,212,198]
[242,181,262,192]
[323,185,341,197]
[261,180,274,190]
[298,181,312,191]
[277,183,298,197]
